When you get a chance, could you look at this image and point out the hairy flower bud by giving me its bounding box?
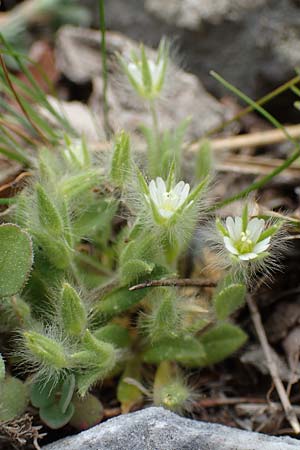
[61,283,87,337]
[24,331,69,370]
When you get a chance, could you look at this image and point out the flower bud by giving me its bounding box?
[118,39,169,100]
[63,137,90,168]
[24,331,69,369]
[153,362,191,413]
[61,283,87,337]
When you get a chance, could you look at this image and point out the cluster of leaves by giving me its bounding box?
[0,35,288,433]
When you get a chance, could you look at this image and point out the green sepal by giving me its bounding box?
[166,160,176,191]
[155,38,169,93]
[0,224,33,298]
[242,204,248,232]
[169,177,208,226]
[40,402,74,429]
[198,323,247,366]
[216,218,228,237]
[213,283,246,320]
[258,224,280,242]
[143,335,206,367]
[135,165,149,195]
[141,44,152,93]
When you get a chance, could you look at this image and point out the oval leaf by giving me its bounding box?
[198,323,247,366]
[214,284,246,320]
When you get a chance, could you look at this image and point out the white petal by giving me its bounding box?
[128,63,142,85]
[234,217,243,237]
[180,183,190,203]
[149,180,159,205]
[247,218,265,242]
[226,217,240,240]
[173,181,185,196]
[156,177,166,195]
[239,253,258,261]
[253,237,271,254]
[224,237,239,255]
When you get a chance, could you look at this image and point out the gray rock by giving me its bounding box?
[43,407,299,450]
[56,26,227,140]
[146,0,269,28]
[99,0,300,100]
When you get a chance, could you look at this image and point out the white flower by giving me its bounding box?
[64,141,88,167]
[128,59,164,91]
[221,216,271,261]
[119,39,168,100]
[147,177,190,220]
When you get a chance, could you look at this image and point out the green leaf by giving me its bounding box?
[0,376,29,421]
[30,378,57,409]
[94,287,149,321]
[143,335,206,367]
[121,259,155,285]
[214,283,246,320]
[0,224,33,298]
[198,323,247,366]
[69,393,104,430]
[195,139,213,181]
[59,374,76,414]
[117,358,143,413]
[0,354,5,381]
[40,402,74,429]
[93,323,131,349]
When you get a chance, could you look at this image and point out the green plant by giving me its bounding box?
[0,30,292,432]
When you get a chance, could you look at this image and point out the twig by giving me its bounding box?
[129,278,216,291]
[246,293,300,433]
[195,396,267,408]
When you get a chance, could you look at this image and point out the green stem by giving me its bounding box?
[209,71,300,210]
[205,74,300,138]
[0,198,16,205]
[149,99,160,175]
[99,0,112,139]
